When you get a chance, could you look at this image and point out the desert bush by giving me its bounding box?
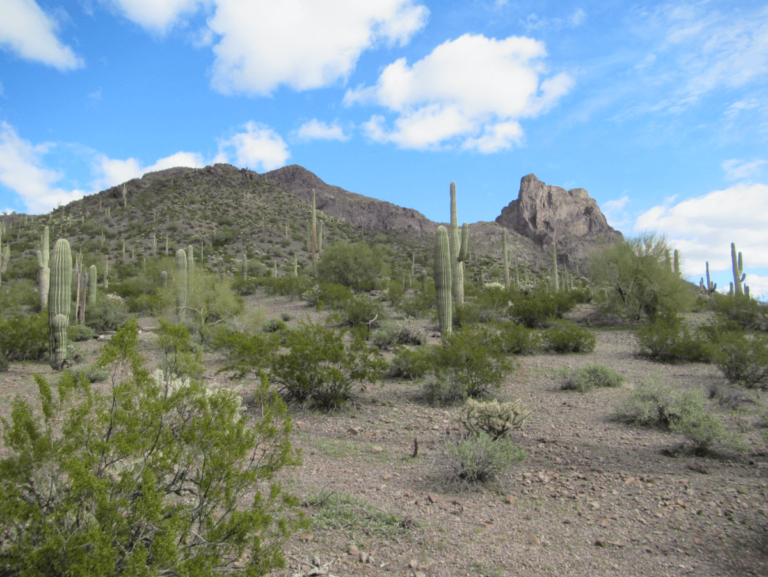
[62,363,108,383]
[0,311,48,361]
[508,291,559,328]
[386,346,433,380]
[263,318,287,333]
[458,398,531,440]
[211,328,279,380]
[306,490,413,539]
[85,293,130,332]
[341,294,386,328]
[0,351,8,373]
[636,311,712,363]
[303,282,353,309]
[67,323,96,342]
[260,276,312,300]
[496,321,542,355]
[0,318,304,576]
[231,275,260,295]
[443,432,527,484]
[711,293,767,331]
[386,279,405,304]
[543,320,596,353]
[317,241,386,291]
[428,324,515,401]
[396,290,435,318]
[281,312,292,322]
[269,322,387,409]
[559,364,624,393]
[0,278,39,314]
[711,331,768,389]
[372,321,425,350]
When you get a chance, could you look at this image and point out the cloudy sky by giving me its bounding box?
[1,0,766,294]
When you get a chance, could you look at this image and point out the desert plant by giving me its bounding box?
[85,293,130,332]
[317,241,385,291]
[36,225,49,310]
[443,432,527,484]
[712,331,768,389]
[67,323,95,342]
[731,242,746,296]
[710,293,767,331]
[636,311,712,363]
[458,398,531,440]
[543,320,596,353]
[496,321,542,355]
[263,318,287,333]
[508,290,559,328]
[0,311,49,361]
[386,345,433,380]
[341,294,386,329]
[0,318,305,576]
[48,238,72,370]
[371,321,425,350]
[434,225,452,336]
[306,490,413,539]
[559,364,624,393]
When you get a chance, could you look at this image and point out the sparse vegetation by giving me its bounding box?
[558,364,624,393]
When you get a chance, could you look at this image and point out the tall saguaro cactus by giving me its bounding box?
[88,264,97,306]
[502,229,510,289]
[435,226,452,337]
[176,248,187,321]
[78,267,88,326]
[700,261,717,295]
[49,239,72,370]
[449,182,468,304]
[731,243,745,296]
[37,226,50,309]
[310,189,318,276]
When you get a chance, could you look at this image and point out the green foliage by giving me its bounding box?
[710,293,767,331]
[62,363,108,383]
[0,318,305,576]
[396,289,435,318]
[636,311,712,363]
[543,320,596,353]
[559,364,624,393]
[495,321,542,355]
[306,490,414,539]
[317,241,385,291]
[428,324,516,401]
[712,331,768,389]
[443,432,527,484]
[371,321,425,350]
[85,293,130,332]
[269,322,387,409]
[163,269,245,335]
[507,290,560,328]
[341,294,386,328]
[211,328,279,380]
[67,323,95,342]
[386,346,433,380]
[260,276,312,300]
[588,234,696,320]
[386,279,405,304]
[434,225,452,336]
[0,351,8,373]
[0,278,39,314]
[302,282,354,309]
[263,318,287,333]
[0,311,49,361]
[458,398,531,440]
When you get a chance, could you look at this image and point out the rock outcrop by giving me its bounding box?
[259,165,437,235]
[496,174,623,265]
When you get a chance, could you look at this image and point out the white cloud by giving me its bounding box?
[634,182,768,279]
[91,150,204,190]
[522,8,587,32]
[744,274,768,299]
[0,0,83,69]
[105,0,206,34]
[217,122,289,171]
[0,122,85,214]
[345,33,573,151]
[207,0,428,95]
[294,119,349,142]
[603,194,631,228]
[722,158,766,181]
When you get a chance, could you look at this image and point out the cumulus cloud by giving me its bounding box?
[744,274,768,299]
[206,0,428,95]
[91,150,204,191]
[0,0,83,69]
[603,194,631,228]
[105,0,206,34]
[634,182,768,279]
[217,122,289,171]
[294,119,349,142]
[345,33,573,151]
[722,158,766,181]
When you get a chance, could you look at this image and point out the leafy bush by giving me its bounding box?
[543,320,596,353]
[0,278,39,314]
[281,312,292,322]
[67,323,96,342]
[0,351,8,373]
[306,490,414,539]
[458,398,531,440]
[303,283,353,309]
[0,311,48,361]
[712,331,768,389]
[371,321,425,350]
[496,321,542,355]
[317,242,386,291]
[559,364,624,393]
[428,324,516,401]
[270,322,387,409]
[636,311,712,363]
[85,293,130,332]
[62,363,108,383]
[341,294,386,328]
[711,293,767,331]
[231,275,260,295]
[263,318,287,333]
[386,279,405,304]
[211,328,279,380]
[386,346,433,380]
[508,291,559,328]
[0,318,305,576]
[260,276,312,300]
[443,432,527,484]
[396,290,435,318]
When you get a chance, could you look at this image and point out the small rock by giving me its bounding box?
[688,462,708,474]
[527,535,540,546]
[595,538,606,547]
[359,551,369,564]
[409,559,419,569]
[312,555,321,567]
[371,445,384,454]
[428,493,439,503]
[504,495,516,505]
[347,427,360,435]
[415,572,427,577]
[299,534,313,541]
[348,545,359,556]
[296,422,305,430]
[383,473,391,480]
[589,501,600,510]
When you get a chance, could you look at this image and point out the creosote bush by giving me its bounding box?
[559,364,624,393]
[636,311,711,363]
[341,294,386,329]
[543,320,596,353]
[0,311,49,361]
[495,321,542,355]
[371,321,425,350]
[386,345,433,380]
[712,331,768,389]
[443,432,527,484]
[0,318,305,576]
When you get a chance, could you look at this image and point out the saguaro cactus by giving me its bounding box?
[699,261,717,295]
[37,226,50,309]
[78,267,88,326]
[434,226,452,337]
[104,255,109,289]
[449,182,468,304]
[88,264,97,306]
[310,189,318,276]
[318,221,324,253]
[49,239,72,370]
[293,254,298,278]
[176,249,187,321]
[673,249,680,277]
[731,243,745,296]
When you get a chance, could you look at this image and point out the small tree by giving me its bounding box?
[317,241,386,291]
[0,318,304,575]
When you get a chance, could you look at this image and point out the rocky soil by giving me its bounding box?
[1,295,767,577]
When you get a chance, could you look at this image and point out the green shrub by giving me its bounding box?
[85,293,130,332]
[386,279,404,304]
[386,346,433,380]
[67,323,96,342]
[712,332,768,389]
[428,324,516,400]
[496,321,542,355]
[508,291,559,328]
[211,328,279,380]
[0,351,8,373]
[0,278,39,314]
[341,294,386,328]
[231,276,260,295]
[317,242,385,291]
[711,293,767,331]
[371,321,425,350]
[0,311,49,361]
[636,311,712,363]
[458,398,531,439]
[443,432,527,484]
[270,322,387,409]
[0,318,305,576]
[559,364,624,393]
[62,363,108,383]
[280,312,292,322]
[543,320,596,353]
[306,490,413,539]
[303,283,353,309]
[263,318,287,333]
[396,291,434,318]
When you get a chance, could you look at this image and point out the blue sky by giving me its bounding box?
[1,0,767,294]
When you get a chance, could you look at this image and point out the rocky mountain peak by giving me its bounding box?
[496,174,623,265]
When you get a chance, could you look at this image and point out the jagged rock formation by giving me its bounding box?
[496,174,623,265]
[258,165,437,235]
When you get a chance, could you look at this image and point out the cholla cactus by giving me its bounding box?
[459,398,531,440]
